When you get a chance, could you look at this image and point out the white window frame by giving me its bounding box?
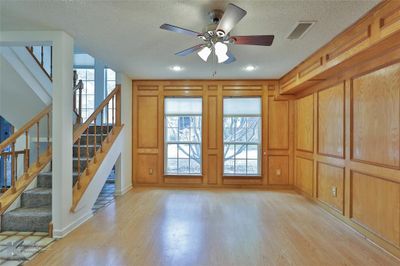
[164,98,202,176]
[223,97,262,176]
[104,68,116,124]
[74,67,95,122]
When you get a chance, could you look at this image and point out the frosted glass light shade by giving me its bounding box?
[197,47,212,62]
[214,42,229,63]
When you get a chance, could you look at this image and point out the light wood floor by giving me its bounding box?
[29,188,399,266]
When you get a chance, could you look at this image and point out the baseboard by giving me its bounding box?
[115,185,132,196]
[133,183,295,190]
[52,211,93,239]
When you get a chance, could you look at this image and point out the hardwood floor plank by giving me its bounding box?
[29,188,399,266]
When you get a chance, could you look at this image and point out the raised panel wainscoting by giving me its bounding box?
[133,81,294,188]
[294,59,400,257]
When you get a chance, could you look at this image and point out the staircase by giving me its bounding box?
[1,40,123,237]
[1,125,109,232]
[2,171,52,232]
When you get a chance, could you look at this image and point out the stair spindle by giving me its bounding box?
[93,121,97,164]
[11,142,16,193]
[36,121,40,167]
[47,112,50,155]
[79,86,83,122]
[100,110,104,153]
[86,128,90,175]
[3,155,7,192]
[106,103,110,143]
[77,137,81,189]
[40,46,44,66]
[112,95,115,135]
[25,130,29,178]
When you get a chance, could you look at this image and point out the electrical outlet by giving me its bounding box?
[331,187,337,197]
[149,168,153,175]
[276,169,281,176]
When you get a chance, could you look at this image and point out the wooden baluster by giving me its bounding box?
[112,95,115,135]
[50,46,53,79]
[77,137,81,189]
[79,86,83,122]
[47,112,50,155]
[40,46,44,67]
[100,110,104,153]
[86,128,90,175]
[3,154,6,192]
[106,103,110,143]
[36,121,40,167]
[93,120,97,164]
[15,153,18,180]
[11,143,16,193]
[25,130,29,178]
[116,87,121,127]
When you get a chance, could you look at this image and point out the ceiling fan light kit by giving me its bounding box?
[160,3,275,65]
[198,46,212,62]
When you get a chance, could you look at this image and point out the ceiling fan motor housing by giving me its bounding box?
[209,9,224,24]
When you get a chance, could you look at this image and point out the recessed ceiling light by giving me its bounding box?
[244,65,256,71]
[170,65,183,71]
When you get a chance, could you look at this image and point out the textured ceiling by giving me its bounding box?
[0,0,378,79]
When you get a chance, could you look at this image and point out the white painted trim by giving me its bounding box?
[53,211,93,239]
[115,185,132,196]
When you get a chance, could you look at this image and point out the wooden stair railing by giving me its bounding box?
[73,70,84,125]
[0,105,52,213]
[71,85,122,211]
[26,46,53,81]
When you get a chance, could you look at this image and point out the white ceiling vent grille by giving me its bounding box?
[287,21,316,40]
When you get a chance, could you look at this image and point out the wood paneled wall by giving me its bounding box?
[279,0,400,94]
[133,81,294,188]
[294,57,400,256]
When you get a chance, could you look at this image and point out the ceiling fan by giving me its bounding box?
[160,3,274,64]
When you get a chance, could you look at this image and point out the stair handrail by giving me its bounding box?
[71,85,121,208]
[73,85,121,143]
[26,46,53,81]
[0,105,52,212]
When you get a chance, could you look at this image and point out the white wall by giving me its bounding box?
[115,72,132,195]
[1,31,133,238]
[55,128,125,237]
[0,55,45,128]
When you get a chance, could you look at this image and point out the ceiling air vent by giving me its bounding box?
[287,21,316,40]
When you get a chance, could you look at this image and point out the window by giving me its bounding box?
[223,97,261,176]
[104,68,116,95]
[165,98,202,175]
[104,68,116,123]
[75,68,95,121]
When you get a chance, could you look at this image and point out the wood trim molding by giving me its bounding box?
[278,0,400,95]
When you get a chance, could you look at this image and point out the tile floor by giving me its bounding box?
[0,231,54,265]
[0,170,115,265]
[92,170,116,214]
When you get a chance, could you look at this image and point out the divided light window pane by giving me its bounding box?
[74,68,95,121]
[223,97,261,176]
[165,98,202,175]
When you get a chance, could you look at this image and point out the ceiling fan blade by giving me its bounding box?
[216,3,247,36]
[224,51,236,64]
[160,23,201,37]
[175,44,205,56]
[231,35,275,46]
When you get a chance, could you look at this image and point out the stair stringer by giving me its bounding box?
[53,127,125,238]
